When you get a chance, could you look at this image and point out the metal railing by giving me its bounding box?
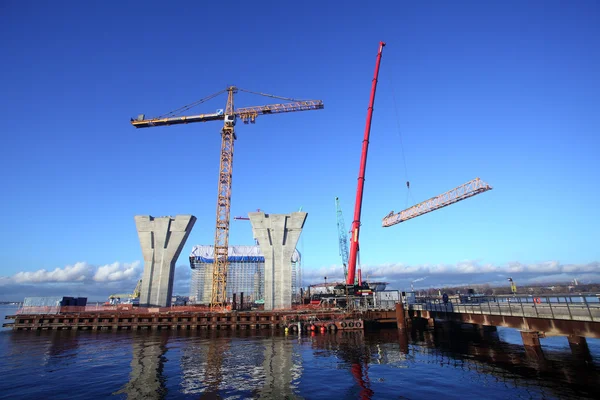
[410,294,600,322]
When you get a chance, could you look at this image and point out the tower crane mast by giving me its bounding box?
[335,197,350,281]
[132,87,323,307]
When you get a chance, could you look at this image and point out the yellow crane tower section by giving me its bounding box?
[131,87,324,308]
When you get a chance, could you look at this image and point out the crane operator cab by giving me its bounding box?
[224,114,236,127]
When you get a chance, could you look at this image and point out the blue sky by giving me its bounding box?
[1,1,599,300]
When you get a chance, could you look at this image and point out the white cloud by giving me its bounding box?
[93,261,141,282]
[12,262,95,283]
[303,260,600,289]
[0,262,192,301]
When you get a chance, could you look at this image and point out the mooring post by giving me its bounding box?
[396,302,406,330]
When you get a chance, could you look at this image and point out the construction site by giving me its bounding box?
[188,245,302,306]
[4,41,494,332]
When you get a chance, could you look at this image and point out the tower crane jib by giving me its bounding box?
[382,178,493,227]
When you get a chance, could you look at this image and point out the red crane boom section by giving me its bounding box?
[347,41,386,286]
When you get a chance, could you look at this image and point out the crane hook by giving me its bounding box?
[406,181,410,189]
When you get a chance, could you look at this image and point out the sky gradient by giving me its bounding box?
[1,1,599,300]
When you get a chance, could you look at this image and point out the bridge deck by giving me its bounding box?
[413,301,600,322]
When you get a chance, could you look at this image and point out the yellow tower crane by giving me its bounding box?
[131,87,323,308]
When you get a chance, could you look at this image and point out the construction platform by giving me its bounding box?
[3,308,370,332]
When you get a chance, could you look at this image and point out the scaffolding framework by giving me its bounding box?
[189,245,301,306]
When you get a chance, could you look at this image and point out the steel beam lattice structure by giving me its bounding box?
[382,177,492,227]
[335,197,350,281]
[211,87,236,308]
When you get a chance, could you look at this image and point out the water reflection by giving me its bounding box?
[9,330,81,370]
[261,334,301,399]
[102,325,599,400]
[177,330,302,398]
[115,331,169,400]
[310,331,374,399]
[405,324,600,400]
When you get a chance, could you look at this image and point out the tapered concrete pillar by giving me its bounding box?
[249,211,307,310]
[135,215,196,307]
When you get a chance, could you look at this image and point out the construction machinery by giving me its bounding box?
[382,178,492,227]
[107,279,142,305]
[342,41,492,302]
[335,197,350,281]
[132,87,323,307]
[346,41,386,290]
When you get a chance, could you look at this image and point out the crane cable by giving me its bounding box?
[155,88,305,120]
[388,70,416,208]
[156,89,227,119]
[238,88,306,102]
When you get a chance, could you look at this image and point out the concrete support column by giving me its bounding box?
[135,215,196,308]
[249,211,307,310]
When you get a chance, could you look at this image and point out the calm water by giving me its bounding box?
[1,305,599,399]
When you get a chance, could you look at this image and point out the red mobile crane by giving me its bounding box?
[346,41,386,288]
[344,42,491,297]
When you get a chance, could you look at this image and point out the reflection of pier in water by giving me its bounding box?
[402,326,598,400]
[178,330,302,398]
[115,332,168,400]
[305,327,599,400]
[106,326,599,399]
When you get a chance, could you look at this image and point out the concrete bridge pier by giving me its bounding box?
[567,334,592,362]
[135,215,196,307]
[249,211,307,311]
